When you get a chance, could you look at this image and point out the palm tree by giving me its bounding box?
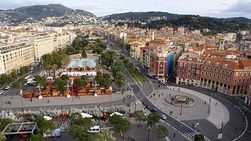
[194,134,205,141]
[34,75,46,88]
[146,112,160,141]
[74,78,86,88]
[156,125,168,139]
[95,74,112,87]
[96,129,116,141]
[35,116,55,135]
[109,115,129,140]
[135,111,146,125]
[68,113,95,141]
[55,78,67,96]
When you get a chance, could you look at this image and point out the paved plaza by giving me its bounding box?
[149,86,230,129]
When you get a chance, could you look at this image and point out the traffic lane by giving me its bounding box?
[241,112,251,140]
[171,85,248,141]
[131,85,195,134]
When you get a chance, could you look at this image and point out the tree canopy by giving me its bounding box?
[55,78,67,94]
[156,125,168,138]
[34,116,55,134]
[68,113,95,141]
[34,75,46,87]
[109,115,129,136]
[194,134,205,141]
[29,134,45,141]
[95,73,112,87]
[147,112,160,128]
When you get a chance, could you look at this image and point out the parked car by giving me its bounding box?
[4,85,10,90]
[88,126,100,133]
[0,90,5,95]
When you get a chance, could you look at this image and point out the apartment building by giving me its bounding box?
[0,42,34,74]
[176,47,251,96]
[0,31,76,74]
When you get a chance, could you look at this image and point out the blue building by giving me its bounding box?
[166,53,175,81]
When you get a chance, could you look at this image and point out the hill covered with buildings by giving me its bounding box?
[0,4,96,25]
[102,12,251,34]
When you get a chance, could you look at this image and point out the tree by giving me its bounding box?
[146,112,160,141]
[112,62,124,76]
[19,66,30,75]
[35,116,55,135]
[55,78,67,95]
[95,74,112,87]
[41,51,68,76]
[156,125,168,138]
[74,78,87,89]
[81,49,87,58]
[96,129,116,141]
[147,112,160,128]
[194,134,205,141]
[29,134,45,141]
[69,125,95,141]
[109,115,129,138]
[101,51,115,67]
[68,113,94,141]
[34,75,46,88]
[114,72,125,88]
[0,74,12,86]
[0,118,12,131]
[70,113,93,130]
[10,70,17,79]
[0,132,6,141]
[135,111,146,125]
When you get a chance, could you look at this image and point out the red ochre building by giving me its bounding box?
[176,47,251,96]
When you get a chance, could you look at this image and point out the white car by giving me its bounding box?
[88,126,100,133]
[161,114,167,120]
[165,137,171,141]
[4,86,10,90]
[0,90,4,95]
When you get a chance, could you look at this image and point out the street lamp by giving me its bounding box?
[208,97,211,114]
[180,103,183,116]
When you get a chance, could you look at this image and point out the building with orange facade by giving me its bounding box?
[176,46,251,96]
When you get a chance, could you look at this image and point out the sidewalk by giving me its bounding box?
[0,94,124,110]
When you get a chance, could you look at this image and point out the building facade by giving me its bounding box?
[176,52,251,96]
[0,42,34,73]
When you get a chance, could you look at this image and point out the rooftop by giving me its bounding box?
[67,58,97,68]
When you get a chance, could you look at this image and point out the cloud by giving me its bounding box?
[0,0,249,18]
[226,1,251,17]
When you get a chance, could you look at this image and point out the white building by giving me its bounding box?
[0,42,34,74]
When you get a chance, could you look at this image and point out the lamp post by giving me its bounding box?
[208,97,211,114]
[180,103,183,116]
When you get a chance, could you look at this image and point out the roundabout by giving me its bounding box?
[146,83,249,141]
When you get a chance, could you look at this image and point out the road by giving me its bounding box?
[108,38,200,140]
[124,67,198,140]
[170,84,250,141]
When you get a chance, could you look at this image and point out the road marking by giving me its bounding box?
[232,107,248,141]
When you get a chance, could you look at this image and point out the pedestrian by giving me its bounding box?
[173,132,176,138]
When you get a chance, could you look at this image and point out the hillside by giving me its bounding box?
[102,12,251,33]
[0,4,96,24]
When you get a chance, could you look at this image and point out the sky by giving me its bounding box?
[0,0,251,18]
